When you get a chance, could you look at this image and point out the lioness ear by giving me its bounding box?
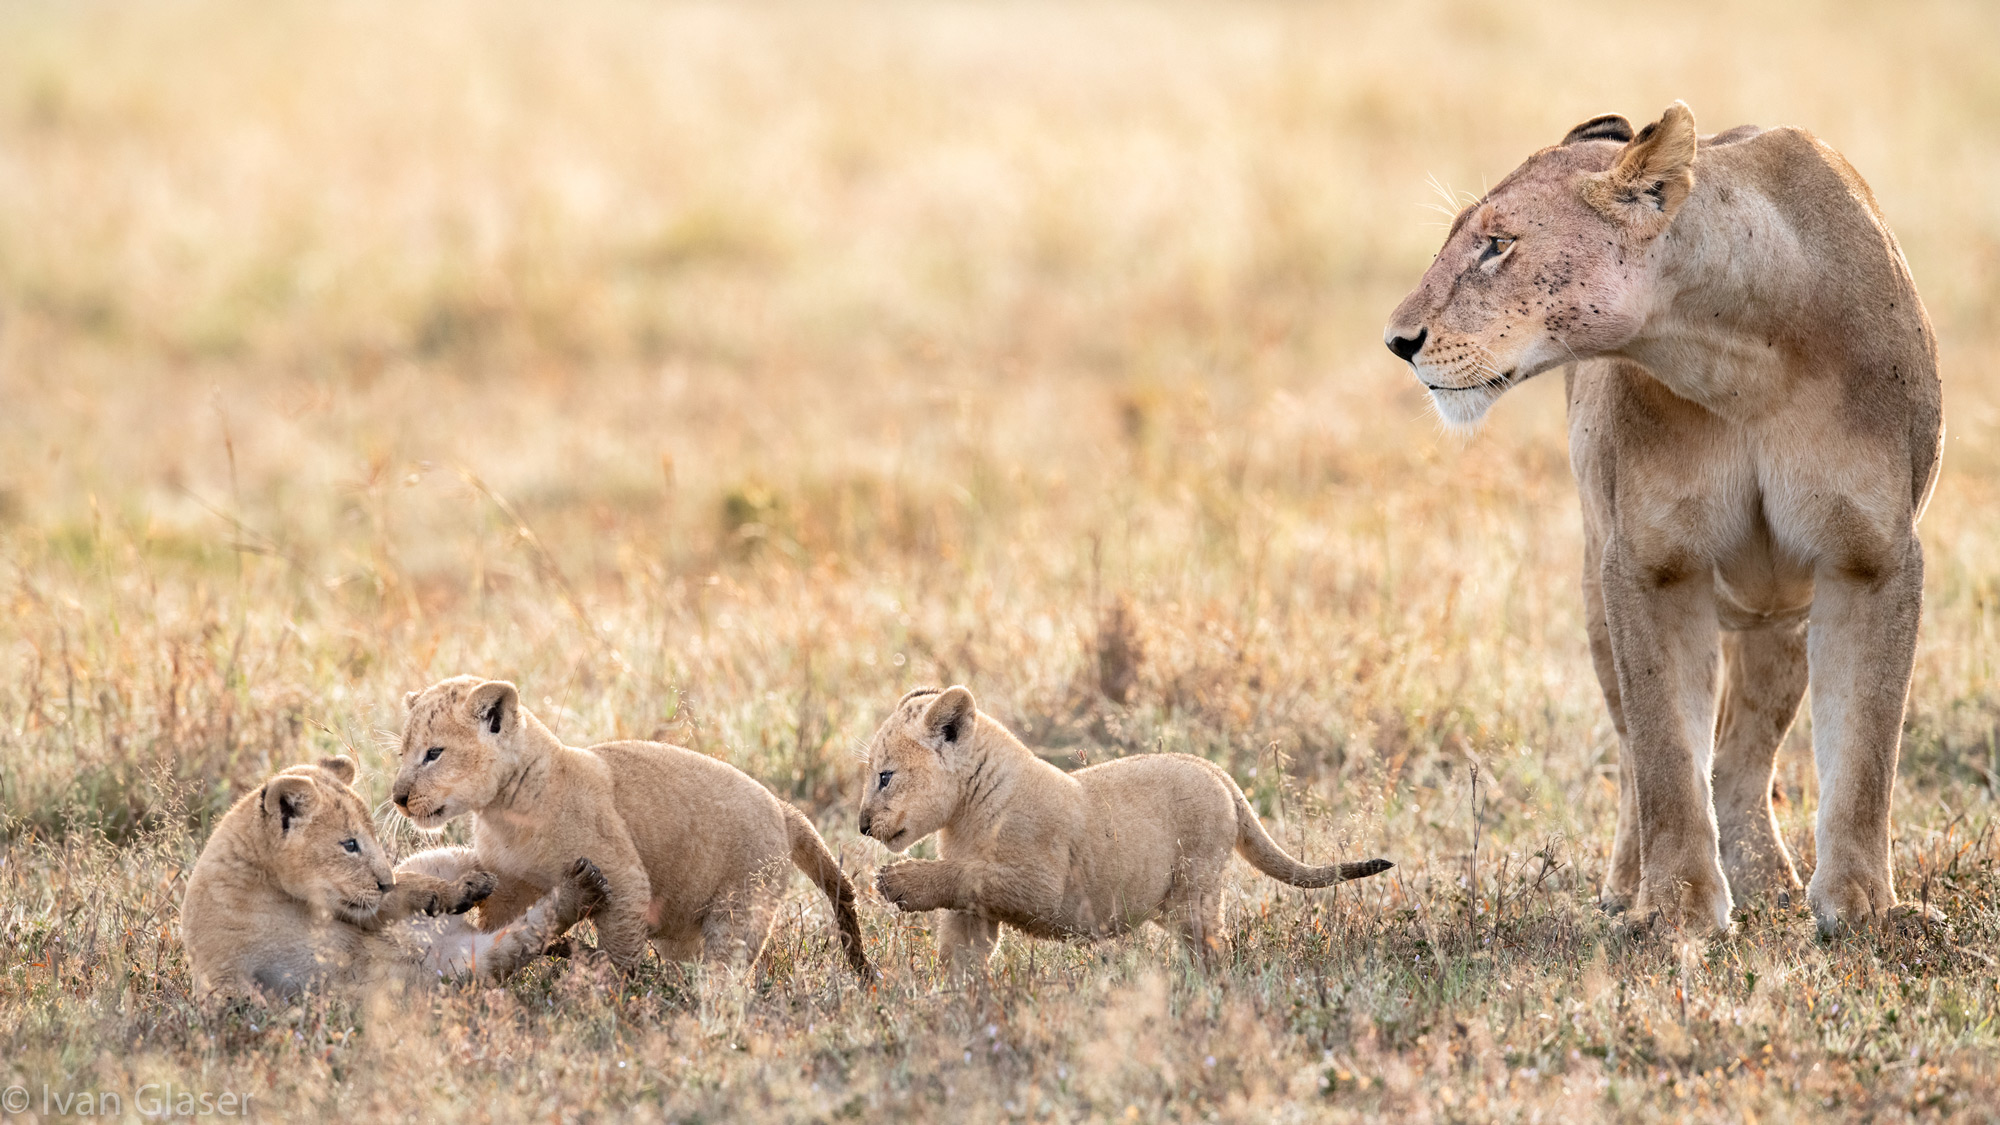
[317,756,357,785]
[467,680,520,738]
[923,686,976,749]
[262,776,319,836]
[1562,113,1633,145]
[1581,101,1697,235]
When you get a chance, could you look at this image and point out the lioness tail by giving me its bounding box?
[782,803,877,983]
[1230,782,1393,888]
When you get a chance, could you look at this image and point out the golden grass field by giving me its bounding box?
[3,0,1999,1120]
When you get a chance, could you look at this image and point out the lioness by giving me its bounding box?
[391,676,874,980]
[180,756,607,1003]
[858,686,1392,971]
[1384,104,1943,935]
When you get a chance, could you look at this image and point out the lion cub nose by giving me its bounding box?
[1386,326,1428,363]
[858,812,873,837]
[392,789,410,810]
[377,881,392,893]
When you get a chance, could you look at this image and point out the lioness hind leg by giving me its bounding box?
[1804,549,1924,935]
[938,911,999,978]
[1713,623,1808,907]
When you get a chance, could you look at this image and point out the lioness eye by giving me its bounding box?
[423,746,443,764]
[341,838,360,854]
[1482,235,1516,260]
[877,771,893,790]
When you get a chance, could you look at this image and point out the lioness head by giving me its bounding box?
[858,685,979,854]
[1384,103,1700,428]
[391,675,523,830]
[260,756,398,921]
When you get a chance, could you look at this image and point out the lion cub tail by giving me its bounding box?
[782,804,877,983]
[1230,783,1394,889]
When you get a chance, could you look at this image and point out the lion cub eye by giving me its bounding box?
[423,746,444,764]
[340,838,361,854]
[877,771,893,791]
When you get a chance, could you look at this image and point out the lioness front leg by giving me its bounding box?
[1601,541,1732,934]
[1582,525,1641,911]
[1712,623,1808,906]
[1804,543,1924,934]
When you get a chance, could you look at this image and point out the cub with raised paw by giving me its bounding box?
[858,686,1392,973]
[180,755,607,1005]
[392,675,874,981]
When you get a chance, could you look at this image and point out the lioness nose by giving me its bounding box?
[377,881,392,893]
[1386,326,1427,363]
[858,812,873,836]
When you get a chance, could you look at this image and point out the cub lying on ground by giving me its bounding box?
[392,675,874,980]
[859,686,1393,971]
[181,756,607,1003]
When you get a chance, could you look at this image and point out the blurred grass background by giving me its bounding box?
[1,0,1998,1120]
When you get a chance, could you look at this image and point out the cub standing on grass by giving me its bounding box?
[392,675,874,981]
[180,755,610,1004]
[858,686,1393,972]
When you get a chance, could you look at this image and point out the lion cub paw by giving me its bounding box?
[875,863,946,913]
[567,857,612,914]
[444,871,499,915]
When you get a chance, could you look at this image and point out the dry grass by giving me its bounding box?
[3,0,2000,1120]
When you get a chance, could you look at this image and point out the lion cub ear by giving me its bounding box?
[262,775,320,836]
[404,690,421,710]
[317,756,357,785]
[922,686,977,750]
[467,680,521,738]
[1581,101,1697,236]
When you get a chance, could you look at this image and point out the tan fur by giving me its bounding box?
[392,675,873,980]
[857,686,1392,972]
[1385,104,1943,936]
[180,757,607,1004]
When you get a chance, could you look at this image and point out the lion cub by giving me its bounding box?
[181,756,608,1003]
[859,686,1393,970]
[392,675,873,980]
